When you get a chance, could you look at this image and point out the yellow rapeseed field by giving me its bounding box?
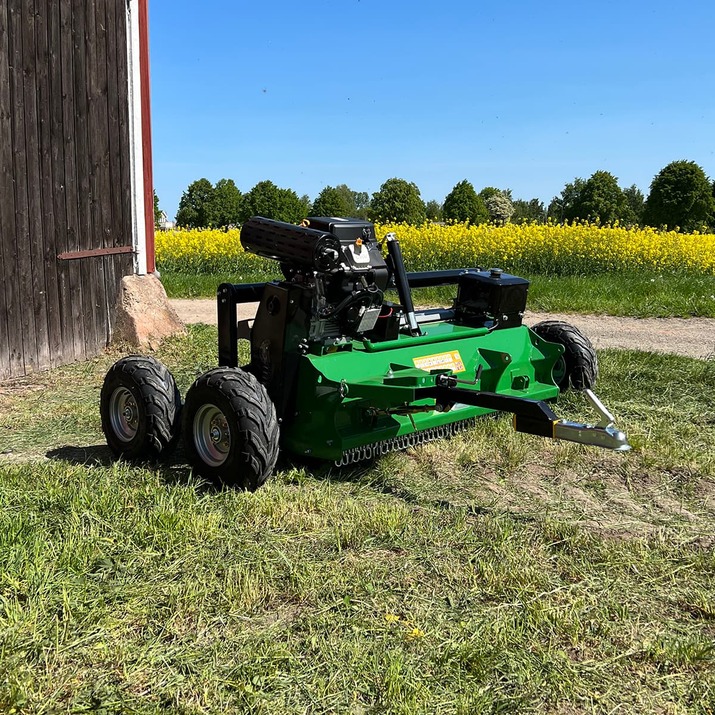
[155,222,715,276]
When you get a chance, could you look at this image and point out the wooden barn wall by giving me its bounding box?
[0,0,134,381]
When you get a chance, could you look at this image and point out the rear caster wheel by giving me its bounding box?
[531,320,598,391]
[100,356,182,459]
[183,367,279,490]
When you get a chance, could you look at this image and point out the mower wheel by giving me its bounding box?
[100,356,182,459]
[531,320,598,391]
[182,367,279,490]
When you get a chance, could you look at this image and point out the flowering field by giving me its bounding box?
[155,223,715,277]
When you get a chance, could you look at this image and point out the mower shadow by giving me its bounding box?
[297,455,539,525]
[287,453,433,506]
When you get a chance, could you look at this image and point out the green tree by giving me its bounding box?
[512,198,546,224]
[425,199,443,222]
[153,190,162,229]
[300,194,313,216]
[210,178,242,228]
[570,171,629,224]
[643,160,715,232]
[352,190,371,219]
[622,185,645,227]
[547,178,585,223]
[311,185,356,217]
[239,180,309,224]
[443,180,488,224]
[175,178,215,228]
[370,178,426,224]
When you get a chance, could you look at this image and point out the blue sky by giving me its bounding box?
[149,0,715,219]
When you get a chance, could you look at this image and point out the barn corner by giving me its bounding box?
[0,0,183,381]
[116,0,184,349]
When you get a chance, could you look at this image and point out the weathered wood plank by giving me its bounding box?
[115,0,132,277]
[110,0,135,302]
[9,0,39,372]
[105,0,126,250]
[47,0,76,363]
[92,0,115,344]
[72,0,104,356]
[103,0,125,331]
[58,0,86,360]
[22,0,52,371]
[0,0,21,379]
[35,0,64,368]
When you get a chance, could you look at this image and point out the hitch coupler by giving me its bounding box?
[424,381,631,452]
[514,389,631,452]
[552,389,631,451]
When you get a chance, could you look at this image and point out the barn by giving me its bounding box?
[0,0,160,381]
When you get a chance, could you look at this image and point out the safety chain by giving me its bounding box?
[334,418,477,467]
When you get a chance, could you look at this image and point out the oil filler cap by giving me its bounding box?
[489,267,504,278]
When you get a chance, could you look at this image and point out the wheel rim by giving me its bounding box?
[109,387,140,442]
[552,356,567,385]
[193,404,231,467]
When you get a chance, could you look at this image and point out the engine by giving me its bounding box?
[240,216,391,342]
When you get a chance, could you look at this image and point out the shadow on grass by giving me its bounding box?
[46,444,115,466]
[45,444,202,490]
[44,444,538,520]
[324,461,421,504]
[314,456,539,524]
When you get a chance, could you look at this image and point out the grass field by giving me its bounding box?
[1,325,714,713]
[160,270,715,319]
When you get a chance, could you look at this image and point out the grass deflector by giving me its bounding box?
[101,217,630,489]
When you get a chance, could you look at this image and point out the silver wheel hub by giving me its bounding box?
[194,404,231,467]
[109,387,140,442]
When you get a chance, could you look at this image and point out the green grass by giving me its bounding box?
[160,270,279,299]
[1,326,715,713]
[160,269,715,318]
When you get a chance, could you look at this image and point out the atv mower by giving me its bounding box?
[100,217,630,490]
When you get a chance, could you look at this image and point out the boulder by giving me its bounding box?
[112,274,185,348]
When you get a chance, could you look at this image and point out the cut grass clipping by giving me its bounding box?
[0,325,714,713]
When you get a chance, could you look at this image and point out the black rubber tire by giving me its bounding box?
[182,367,279,490]
[531,320,598,392]
[100,356,182,459]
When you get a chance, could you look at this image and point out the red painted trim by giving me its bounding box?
[139,0,155,273]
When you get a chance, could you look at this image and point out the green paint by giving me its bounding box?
[281,324,563,461]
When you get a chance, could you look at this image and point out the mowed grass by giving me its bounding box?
[1,325,715,713]
[161,269,715,319]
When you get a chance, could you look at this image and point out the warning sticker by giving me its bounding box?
[413,350,465,373]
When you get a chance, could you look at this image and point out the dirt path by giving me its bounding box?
[169,299,715,360]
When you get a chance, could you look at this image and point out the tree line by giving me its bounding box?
[162,160,715,233]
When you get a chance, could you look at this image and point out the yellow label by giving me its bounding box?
[413,350,465,373]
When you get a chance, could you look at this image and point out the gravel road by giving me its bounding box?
[169,299,715,360]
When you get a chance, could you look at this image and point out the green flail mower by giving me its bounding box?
[100,217,630,490]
